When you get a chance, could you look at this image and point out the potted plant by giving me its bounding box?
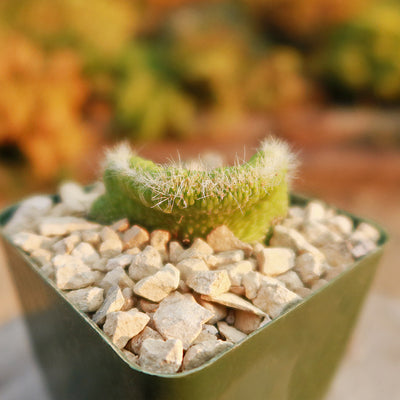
[0,139,387,400]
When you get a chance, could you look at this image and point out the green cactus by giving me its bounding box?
[89,138,296,242]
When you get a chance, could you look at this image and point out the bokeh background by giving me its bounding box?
[0,1,399,399]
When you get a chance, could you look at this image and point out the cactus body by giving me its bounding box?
[90,139,295,242]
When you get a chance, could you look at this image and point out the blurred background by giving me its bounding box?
[0,0,399,399]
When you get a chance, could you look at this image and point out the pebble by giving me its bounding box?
[186,270,231,296]
[134,264,180,302]
[105,254,134,271]
[220,260,254,286]
[294,252,327,285]
[234,310,263,334]
[201,292,266,317]
[39,216,100,236]
[183,340,232,371]
[71,242,100,265]
[217,321,247,343]
[30,248,52,266]
[169,241,184,264]
[354,222,380,243]
[196,298,227,325]
[52,233,81,255]
[128,326,163,354]
[302,222,342,248]
[11,232,49,253]
[311,279,329,291]
[319,242,354,268]
[176,258,209,281]
[100,267,135,294]
[139,338,183,374]
[92,285,125,325]
[139,299,159,314]
[53,255,97,290]
[128,246,163,281]
[326,215,353,237]
[242,271,263,300]
[206,225,252,256]
[275,270,304,291]
[257,248,295,276]
[177,238,214,261]
[81,230,101,247]
[66,287,104,312]
[294,287,313,298]
[123,225,150,249]
[253,281,301,319]
[59,182,100,214]
[150,230,170,261]
[153,292,213,350]
[121,287,136,311]
[122,350,139,365]
[304,201,326,222]
[111,218,130,232]
[99,238,123,258]
[103,309,150,349]
[205,250,245,268]
[193,325,219,344]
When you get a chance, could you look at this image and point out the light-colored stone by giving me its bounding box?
[206,225,252,256]
[122,350,139,365]
[217,321,246,343]
[196,298,227,325]
[311,279,328,291]
[125,247,141,256]
[71,242,100,265]
[275,270,304,291]
[205,250,245,268]
[3,196,53,235]
[123,225,150,249]
[39,216,100,236]
[253,281,301,319]
[202,292,266,317]
[100,267,135,293]
[128,246,163,281]
[53,255,96,290]
[326,215,353,237]
[103,309,150,349]
[81,230,101,246]
[294,287,313,298]
[234,310,263,334]
[177,280,191,293]
[92,285,125,324]
[304,201,326,222]
[52,233,81,255]
[139,299,159,313]
[176,258,209,281]
[121,287,136,311]
[242,271,263,300]
[351,240,377,259]
[225,309,235,325]
[128,326,163,354]
[31,248,52,266]
[134,264,180,302]
[150,230,170,261]
[66,287,104,312]
[219,260,254,286]
[257,248,295,276]
[169,241,184,264]
[106,254,134,271]
[99,238,123,258]
[193,325,219,344]
[111,218,130,232]
[11,232,50,253]
[177,238,214,261]
[139,338,183,374]
[186,270,231,296]
[40,263,54,279]
[324,265,346,281]
[59,181,100,214]
[302,221,342,248]
[354,222,380,242]
[100,226,120,242]
[230,286,245,296]
[183,340,232,371]
[153,292,213,350]
[288,206,305,219]
[319,242,354,268]
[294,252,327,285]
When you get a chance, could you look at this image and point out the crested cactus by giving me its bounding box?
[90,138,296,242]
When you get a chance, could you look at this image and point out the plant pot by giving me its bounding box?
[0,194,387,400]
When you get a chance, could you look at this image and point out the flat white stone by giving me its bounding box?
[123,225,149,249]
[100,267,135,293]
[66,287,104,312]
[354,222,380,242]
[176,258,209,281]
[139,338,183,374]
[183,340,232,371]
[92,285,125,324]
[122,350,139,365]
[39,216,100,236]
[71,242,100,265]
[59,181,100,214]
[241,271,284,300]
[351,240,377,259]
[3,196,53,235]
[121,287,136,311]
[206,225,252,256]
[111,218,130,232]
[201,292,266,317]
[53,255,96,290]
[11,232,49,253]
[153,292,213,350]
[217,321,246,343]
[218,260,254,286]
[186,270,231,296]
[169,241,184,264]
[205,250,245,268]
[30,248,52,266]
[302,221,342,248]
[253,281,301,319]
[326,215,353,237]
[52,233,81,255]
[319,242,354,268]
[192,325,219,344]
[150,230,170,261]
[275,270,304,291]
[234,310,263,334]
[99,238,123,258]
[177,238,214,261]
[100,226,120,242]
[103,309,150,349]
[257,247,295,276]
[81,230,101,247]
[196,298,227,325]
[294,252,327,285]
[304,201,326,222]
[128,246,163,281]
[134,264,180,302]
[128,326,163,354]
[106,254,134,271]
[294,287,313,298]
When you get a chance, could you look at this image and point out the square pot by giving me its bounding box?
[0,194,387,400]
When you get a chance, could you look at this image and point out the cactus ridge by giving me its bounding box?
[90,138,296,242]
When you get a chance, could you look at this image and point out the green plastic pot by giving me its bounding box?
[0,194,387,400]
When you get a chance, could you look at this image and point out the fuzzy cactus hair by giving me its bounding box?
[89,138,296,242]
